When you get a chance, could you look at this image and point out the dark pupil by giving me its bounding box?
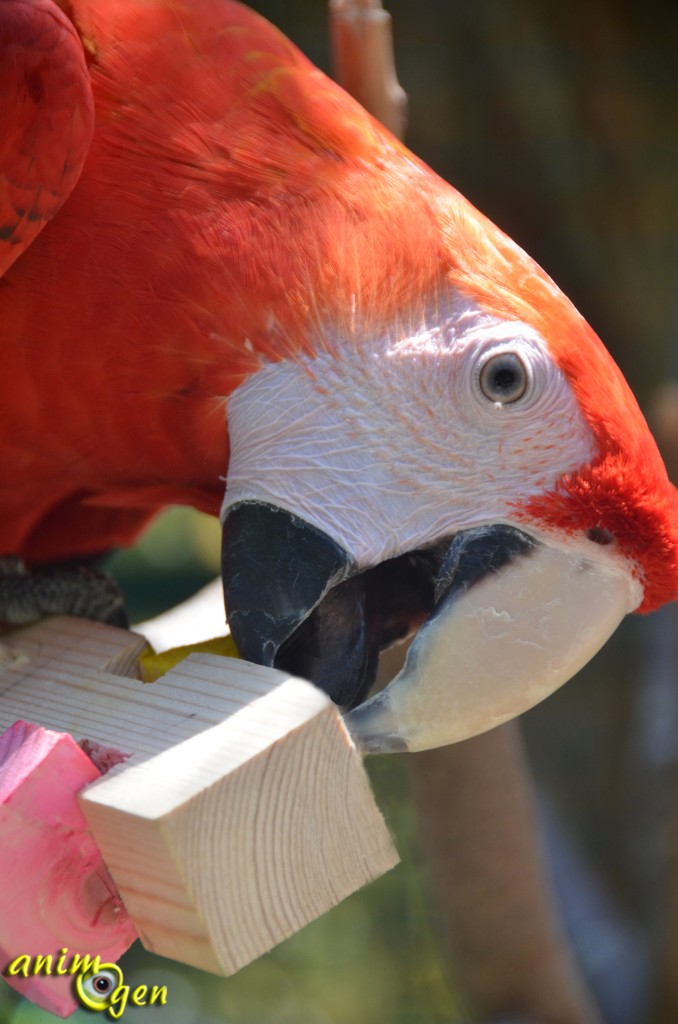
[95,976,111,993]
[490,364,519,395]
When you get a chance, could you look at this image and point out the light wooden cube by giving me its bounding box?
[81,654,398,974]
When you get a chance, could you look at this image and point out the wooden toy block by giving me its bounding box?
[0,720,137,1018]
[0,617,398,981]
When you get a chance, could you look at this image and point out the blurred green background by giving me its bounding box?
[5,1,678,1022]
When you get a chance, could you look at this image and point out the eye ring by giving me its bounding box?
[477,351,530,405]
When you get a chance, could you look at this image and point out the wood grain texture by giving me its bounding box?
[0,720,136,1018]
[0,617,398,977]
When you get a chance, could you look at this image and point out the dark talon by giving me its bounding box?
[0,555,128,629]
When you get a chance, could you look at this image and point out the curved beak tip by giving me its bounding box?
[344,693,409,754]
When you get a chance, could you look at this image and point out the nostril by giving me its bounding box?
[587,526,615,546]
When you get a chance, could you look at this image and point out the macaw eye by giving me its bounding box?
[478,352,529,404]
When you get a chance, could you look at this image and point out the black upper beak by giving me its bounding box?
[221,501,352,668]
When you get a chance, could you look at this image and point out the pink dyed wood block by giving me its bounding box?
[0,721,137,1018]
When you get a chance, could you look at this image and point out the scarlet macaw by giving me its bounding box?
[2,0,677,753]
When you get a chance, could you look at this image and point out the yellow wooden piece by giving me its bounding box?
[139,634,240,682]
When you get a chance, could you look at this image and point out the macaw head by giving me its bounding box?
[219,184,678,752]
[209,16,678,755]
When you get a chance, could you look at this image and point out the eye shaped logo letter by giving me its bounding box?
[75,962,124,1012]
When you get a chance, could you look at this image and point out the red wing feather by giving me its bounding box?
[0,0,94,278]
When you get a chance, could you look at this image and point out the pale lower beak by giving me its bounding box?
[345,528,639,754]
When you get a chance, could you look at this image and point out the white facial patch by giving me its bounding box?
[222,296,597,568]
